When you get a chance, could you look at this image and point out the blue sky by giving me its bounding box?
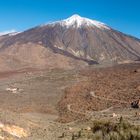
[0,0,140,38]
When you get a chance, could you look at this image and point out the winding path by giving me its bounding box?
[90,91,128,104]
[67,91,129,117]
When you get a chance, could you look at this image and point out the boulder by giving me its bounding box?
[131,99,140,108]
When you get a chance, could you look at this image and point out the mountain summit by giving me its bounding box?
[48,14,110,29]
[0,15,140,71]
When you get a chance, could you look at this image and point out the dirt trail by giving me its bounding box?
[90,91,128,104]
[67,104,114,116]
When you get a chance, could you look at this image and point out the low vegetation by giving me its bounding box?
[59,117,140,140]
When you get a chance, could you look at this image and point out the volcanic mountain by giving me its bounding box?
[0,14,140,71]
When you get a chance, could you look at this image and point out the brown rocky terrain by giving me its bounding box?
[0,63,139,139]
[58,63,140,122]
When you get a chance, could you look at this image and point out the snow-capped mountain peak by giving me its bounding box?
[47,14,110,29]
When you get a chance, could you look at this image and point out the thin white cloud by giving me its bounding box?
[0,29,17,36]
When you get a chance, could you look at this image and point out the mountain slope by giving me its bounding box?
[0,14,140,71]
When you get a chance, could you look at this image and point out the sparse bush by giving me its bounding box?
[59,118,140,140]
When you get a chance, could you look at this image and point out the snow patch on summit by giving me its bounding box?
[46,14,110,30]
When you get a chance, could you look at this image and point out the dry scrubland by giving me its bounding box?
[0,63,139,139]
[58,118,140,140]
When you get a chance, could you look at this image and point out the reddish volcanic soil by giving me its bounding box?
[58,63,140,123]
